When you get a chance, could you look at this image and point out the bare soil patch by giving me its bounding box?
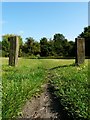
[18,83,71,120]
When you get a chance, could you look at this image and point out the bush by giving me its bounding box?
[2,50,9,57]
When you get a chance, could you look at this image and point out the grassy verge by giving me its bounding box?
[2,58,89,119]
[2,58,47,118]
[49,60,89,120]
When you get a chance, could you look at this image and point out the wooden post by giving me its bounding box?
[75,38,85,65]
[9,36,19,66]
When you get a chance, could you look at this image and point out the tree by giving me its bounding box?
[22,37,40,56]
[25,37,34,55]
[40,37,49,57]
[68,41,75,57]
[2,34,11,57]
[18,36,23,57]
[32,41,40,55]
[53,33,66,56]
[47,39,55,56]
[2,34,23,57]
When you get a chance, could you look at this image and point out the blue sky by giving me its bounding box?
[2,2,88,42]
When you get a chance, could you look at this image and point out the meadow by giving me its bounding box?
[2,58,89,119]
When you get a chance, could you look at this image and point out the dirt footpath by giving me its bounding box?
[18,83,70,120]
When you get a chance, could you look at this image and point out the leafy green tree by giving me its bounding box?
[18,36,23,57]
[40,37,49,57]
[22,37,40,56]
[25,37,34,55]
[32,41,40,55]
[47,39,55,56]
[68,41,75,57]
[61,39,69,56]
[53,33,66,56]
[2,34,11,57]
[2,34,23,57]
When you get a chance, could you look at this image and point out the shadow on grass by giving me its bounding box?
[47,83,72,120]
[48,82,89,120]
[48,63,75,71]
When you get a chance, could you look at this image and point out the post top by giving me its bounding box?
[2,35,19,38]
[75,37,85,40]
[9,35,19,37]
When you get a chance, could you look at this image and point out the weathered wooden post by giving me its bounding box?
[9,36,19,66]
[75,37,85,65]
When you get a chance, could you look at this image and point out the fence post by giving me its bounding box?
[9,36,19,66]
[75,37,85,65]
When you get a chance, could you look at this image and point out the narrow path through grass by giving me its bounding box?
[2,58,89,119]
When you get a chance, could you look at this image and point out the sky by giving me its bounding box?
[2,0,89,2]
[88,2,90,26]
[2,2,88,42]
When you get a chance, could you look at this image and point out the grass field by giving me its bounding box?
[1,58,89,119]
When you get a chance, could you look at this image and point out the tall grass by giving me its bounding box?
[2,58,89,119]
[49,60,89,119]
[2,58,47,118]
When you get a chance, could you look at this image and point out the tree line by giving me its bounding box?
[0,26,90,58]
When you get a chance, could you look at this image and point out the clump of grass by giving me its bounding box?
[50,61,89,119]
[2,58,89,119]
[2,58,47,118]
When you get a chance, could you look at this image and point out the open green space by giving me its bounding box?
[2,58,89,119]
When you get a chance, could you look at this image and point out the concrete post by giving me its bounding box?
[75,38,85,65]
[9,36,19,66]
